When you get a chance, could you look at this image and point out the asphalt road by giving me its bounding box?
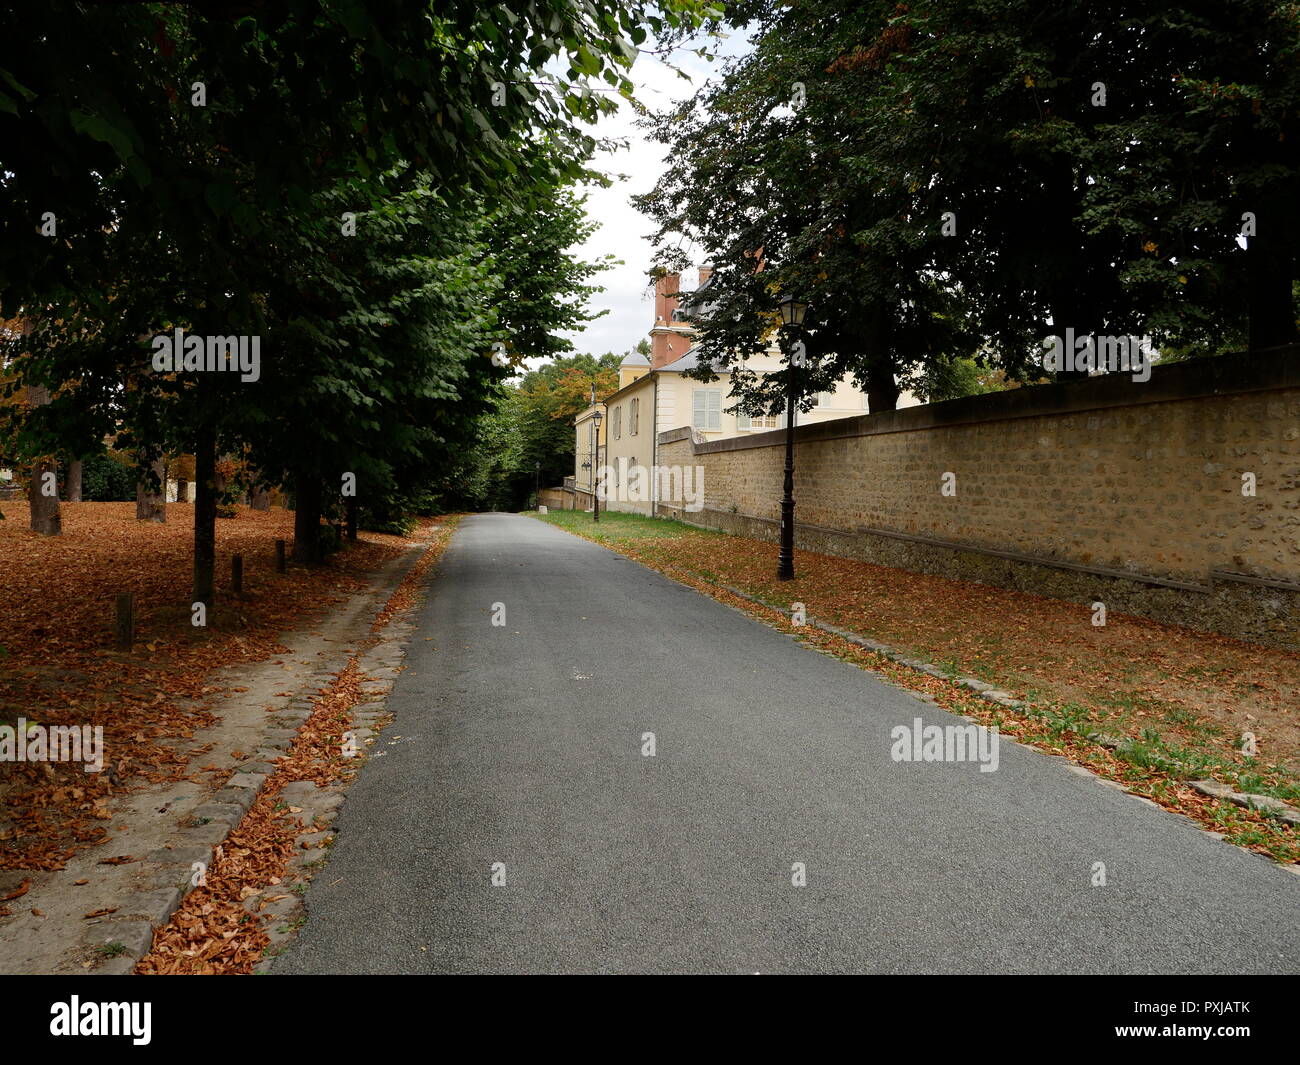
[277,513,1299,974]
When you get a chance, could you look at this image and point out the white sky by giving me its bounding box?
[551,27,754,363]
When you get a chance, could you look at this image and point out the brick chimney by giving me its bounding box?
[650,271,682,370]
[697,263,714,287]
[653,271,680,327]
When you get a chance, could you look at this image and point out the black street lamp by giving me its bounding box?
[534,460,541,508]
[777,295,810,581]
[591,408,603,523]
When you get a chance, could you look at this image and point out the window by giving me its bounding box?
[613,406,621,440]
[738,412,780,430]
[630,397,639,436]
[692,389,721,430]
[815,391,835,408]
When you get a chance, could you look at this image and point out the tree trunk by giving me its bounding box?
[193,432,217,609]
[292,472,322,563]
[862,303,900,412]
[1043,168,1105,380]
[865,363,900,413]
[26,385,61,535]
[250,487,271,511]
[29,458,61,535]
[65,459,82,502]
[1247,190,1298,351]
[345,496,357,541]
[136,453,166,522]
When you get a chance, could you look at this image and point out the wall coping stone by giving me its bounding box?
[657,344,1300,452]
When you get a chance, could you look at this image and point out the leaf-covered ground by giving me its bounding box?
[0,501,428,873]
[537,509,1300,862]
[137,517,458,974]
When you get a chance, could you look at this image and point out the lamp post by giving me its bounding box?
[777,294,810,581]
[591,408,603,523]
[534,460,541,509]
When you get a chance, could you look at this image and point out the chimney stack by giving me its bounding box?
[650,271,682,369]
[653,271,681,327]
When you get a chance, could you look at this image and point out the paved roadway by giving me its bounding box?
[277,513,1299,974]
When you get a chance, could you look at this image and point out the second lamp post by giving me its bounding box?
[777,294,809,581]
[591,407,603,523]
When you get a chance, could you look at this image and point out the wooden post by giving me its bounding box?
[115,593,134,651]
[231,554,243,595]
[275,539,286,574]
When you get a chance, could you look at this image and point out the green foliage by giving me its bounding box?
[638,0,1300,412]
[448,350,628,511]
[359,489,425,535]
[317,524,343,557]
[0,1,698,555]
[78,453,135,503]
[914,357,1003,405]
[514,351,622,482]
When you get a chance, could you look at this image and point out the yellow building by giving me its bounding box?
[575,267,919,515]
[573,402,606,509]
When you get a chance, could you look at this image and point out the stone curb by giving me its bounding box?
[252,658,406,973]
[545,530,1300,866]
[77,534,437,975]
[252,545,440,972]
[708,581,1300,847]
[1187,780,1300,826]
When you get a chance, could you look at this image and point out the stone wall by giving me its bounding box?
[538,487,575,511]
[656,348,1300,649]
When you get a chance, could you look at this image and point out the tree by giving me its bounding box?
[1,0,715,604]
[636,0,981,414]
[638,0,1300,419]
[515,352,622,487]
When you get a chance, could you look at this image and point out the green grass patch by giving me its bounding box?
[531,508,698,543]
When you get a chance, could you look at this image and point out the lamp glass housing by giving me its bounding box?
[779,295,809,327]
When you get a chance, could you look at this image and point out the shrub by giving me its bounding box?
[80,453,136,501]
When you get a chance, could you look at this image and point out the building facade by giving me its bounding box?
[576,267,920,515]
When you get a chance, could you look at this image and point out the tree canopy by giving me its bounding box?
[0,0,716,596]
[637,0,1300,413]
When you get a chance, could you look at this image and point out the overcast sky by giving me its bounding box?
[551,28,754,363]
